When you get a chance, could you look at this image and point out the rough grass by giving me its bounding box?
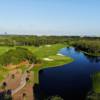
[17,65,28,73]
[0,47,13,82]
[0,67,9,82]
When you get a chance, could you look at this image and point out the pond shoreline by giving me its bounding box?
[33,45,74,84]
[73,46,100,57]
[38,47,100,100]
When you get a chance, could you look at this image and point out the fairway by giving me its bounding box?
[30,44,73,83]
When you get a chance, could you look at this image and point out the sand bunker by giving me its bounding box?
[45,45,51,47]
[43,58,54,61]
[57,53,64,56]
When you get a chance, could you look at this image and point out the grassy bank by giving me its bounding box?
[31,44,73,83]
[81,50,100,57]
[93,72,100,93]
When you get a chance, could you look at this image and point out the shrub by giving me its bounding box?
[0,47,37,66]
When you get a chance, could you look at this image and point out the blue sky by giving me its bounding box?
[0,0,100,36]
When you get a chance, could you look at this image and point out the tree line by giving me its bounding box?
[0,35,69,46]
[0,35,100,55]
[72,39,100,55]
[0,35,91,46]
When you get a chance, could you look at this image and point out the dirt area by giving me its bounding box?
[5,69,22,90]
[0,69,22,91]
[13,83,34,100]
[6,61,29,70]
[0,63,34,100]
[12,71,34,100]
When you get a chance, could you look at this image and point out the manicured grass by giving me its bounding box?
[0,46,13,55]
[42,55,73,67]
[93,72,100,93]
[33,44,67,58]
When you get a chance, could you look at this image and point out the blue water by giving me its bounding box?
[39,47,100,100]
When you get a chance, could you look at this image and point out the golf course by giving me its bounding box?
[0,44,73,84]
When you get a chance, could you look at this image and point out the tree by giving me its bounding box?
[46,95,64,100]
[22,93,27,100]
[11,74,15,79]
[0,47,37,66]
[26,77,29,82]
[2,82,7,91]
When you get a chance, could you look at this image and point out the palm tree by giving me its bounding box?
[26,70,30,77]
[11,74,15,79]
[2,82,7,91]
[22,93,27,100]
[26,77,29,82]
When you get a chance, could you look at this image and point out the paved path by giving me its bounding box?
[12,64,34,96]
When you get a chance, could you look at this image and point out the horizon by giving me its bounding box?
[0,33,100,37]
[0,0,100,36]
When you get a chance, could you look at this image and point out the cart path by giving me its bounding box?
[12,64,34,96]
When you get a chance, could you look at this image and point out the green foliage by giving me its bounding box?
[0,67,8,82]
[93,72,100,93]
[46,95,64,100]
[87,72,100,100]
[0,47,37,66]
[0,46,13,55]
[0,35,69,46]
[73,40,100,56]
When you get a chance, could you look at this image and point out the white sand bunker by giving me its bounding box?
[45,45,51,47]
[57,53,64,56]
[43,58,54,61]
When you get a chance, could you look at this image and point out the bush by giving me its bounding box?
[0,47,37,66]
[46,95,64,100]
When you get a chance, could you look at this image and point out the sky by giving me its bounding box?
[0,0,100,36]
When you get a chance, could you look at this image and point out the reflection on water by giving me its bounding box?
[35,47,100,100]
[84,54,100,63]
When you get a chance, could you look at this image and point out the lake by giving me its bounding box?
[38,47,100,100]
